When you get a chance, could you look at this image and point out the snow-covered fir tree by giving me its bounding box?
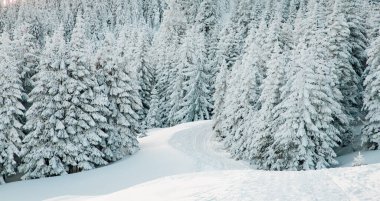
[65,13,108,172]
[131,25,154,129]
[167,39,186,126]
[212,58,228,140]
[352,152,367,167]
[363,31,380,150]
[151,0,187,127]
[20,26,71,179]
[195,0,222,99]
[94,32,142,162]
[214,0,269,149]
[174,26,213,123]
[327,0,356,146]
[248,6,292,168]
[344,0,369,121]
[0,32,24,183]
[221,49,263,159]
[263,0,345,170]
[12,22,40,108]
[146,84,161,129]
[212,0,254,140]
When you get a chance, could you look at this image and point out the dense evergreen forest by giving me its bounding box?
[0,0,380,183]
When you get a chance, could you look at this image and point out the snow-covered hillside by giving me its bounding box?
[1,121,380,201]
[57,166,380,201]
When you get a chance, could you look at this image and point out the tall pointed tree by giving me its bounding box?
[362,33,380,150]
[249,7,292,168]
[65,13,108,172]
[195,0,221,108]
[146,84,161,129]
[151,0,187,126]
[20,26,70,179]
[264,0,345,170]
[0,32,23,183]
[13,22,40,109]
[213,19,247,140]
[167,39,186,125]
[327,0,356,146]
[214,0,268,146]
[131,25,154,128]
[175,26,213,123]
[95,32,141,162]
[212,59,228,141]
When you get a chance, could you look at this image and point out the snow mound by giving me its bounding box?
[57,165,380,201]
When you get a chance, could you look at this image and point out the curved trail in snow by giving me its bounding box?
[169,120,249,171]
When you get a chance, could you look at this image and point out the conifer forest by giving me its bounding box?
[1,0,380,186]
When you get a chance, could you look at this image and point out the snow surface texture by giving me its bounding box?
[1,121,380,201]
[57,167,380,201]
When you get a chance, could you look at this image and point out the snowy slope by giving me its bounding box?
[57,165,380,201]
[1,121,380,201]
[0,121,248,201]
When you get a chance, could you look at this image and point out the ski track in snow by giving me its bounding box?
[1,120,380,201]
[169,121,249,171]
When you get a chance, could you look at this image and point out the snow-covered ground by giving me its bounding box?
[58,166,380,201]
[1,121,380,201]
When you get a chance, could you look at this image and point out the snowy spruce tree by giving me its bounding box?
[214,0,270,151]
[151,0,187,126]
[65,14,109,172]
[175,26,213,123]
[212,59,228,141]
[327,0,356,146]
[146,84,161,129]
[344,0,369,123]
[0,32,24,184]
[212,25,238,140]
[362,32,380,150]
[352,152,366,167]
[248,8,292,167]
[20,26,71,179]
[195,0,221,100]
[131,25,154,128]
[167,39,186,126]
[222,49,263,159]
[346,0,369,79]
[13,22,40,108]
[94,32,142,162]
[221,11,279,158]
[212,0,253,140]
[263,1,346,170]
